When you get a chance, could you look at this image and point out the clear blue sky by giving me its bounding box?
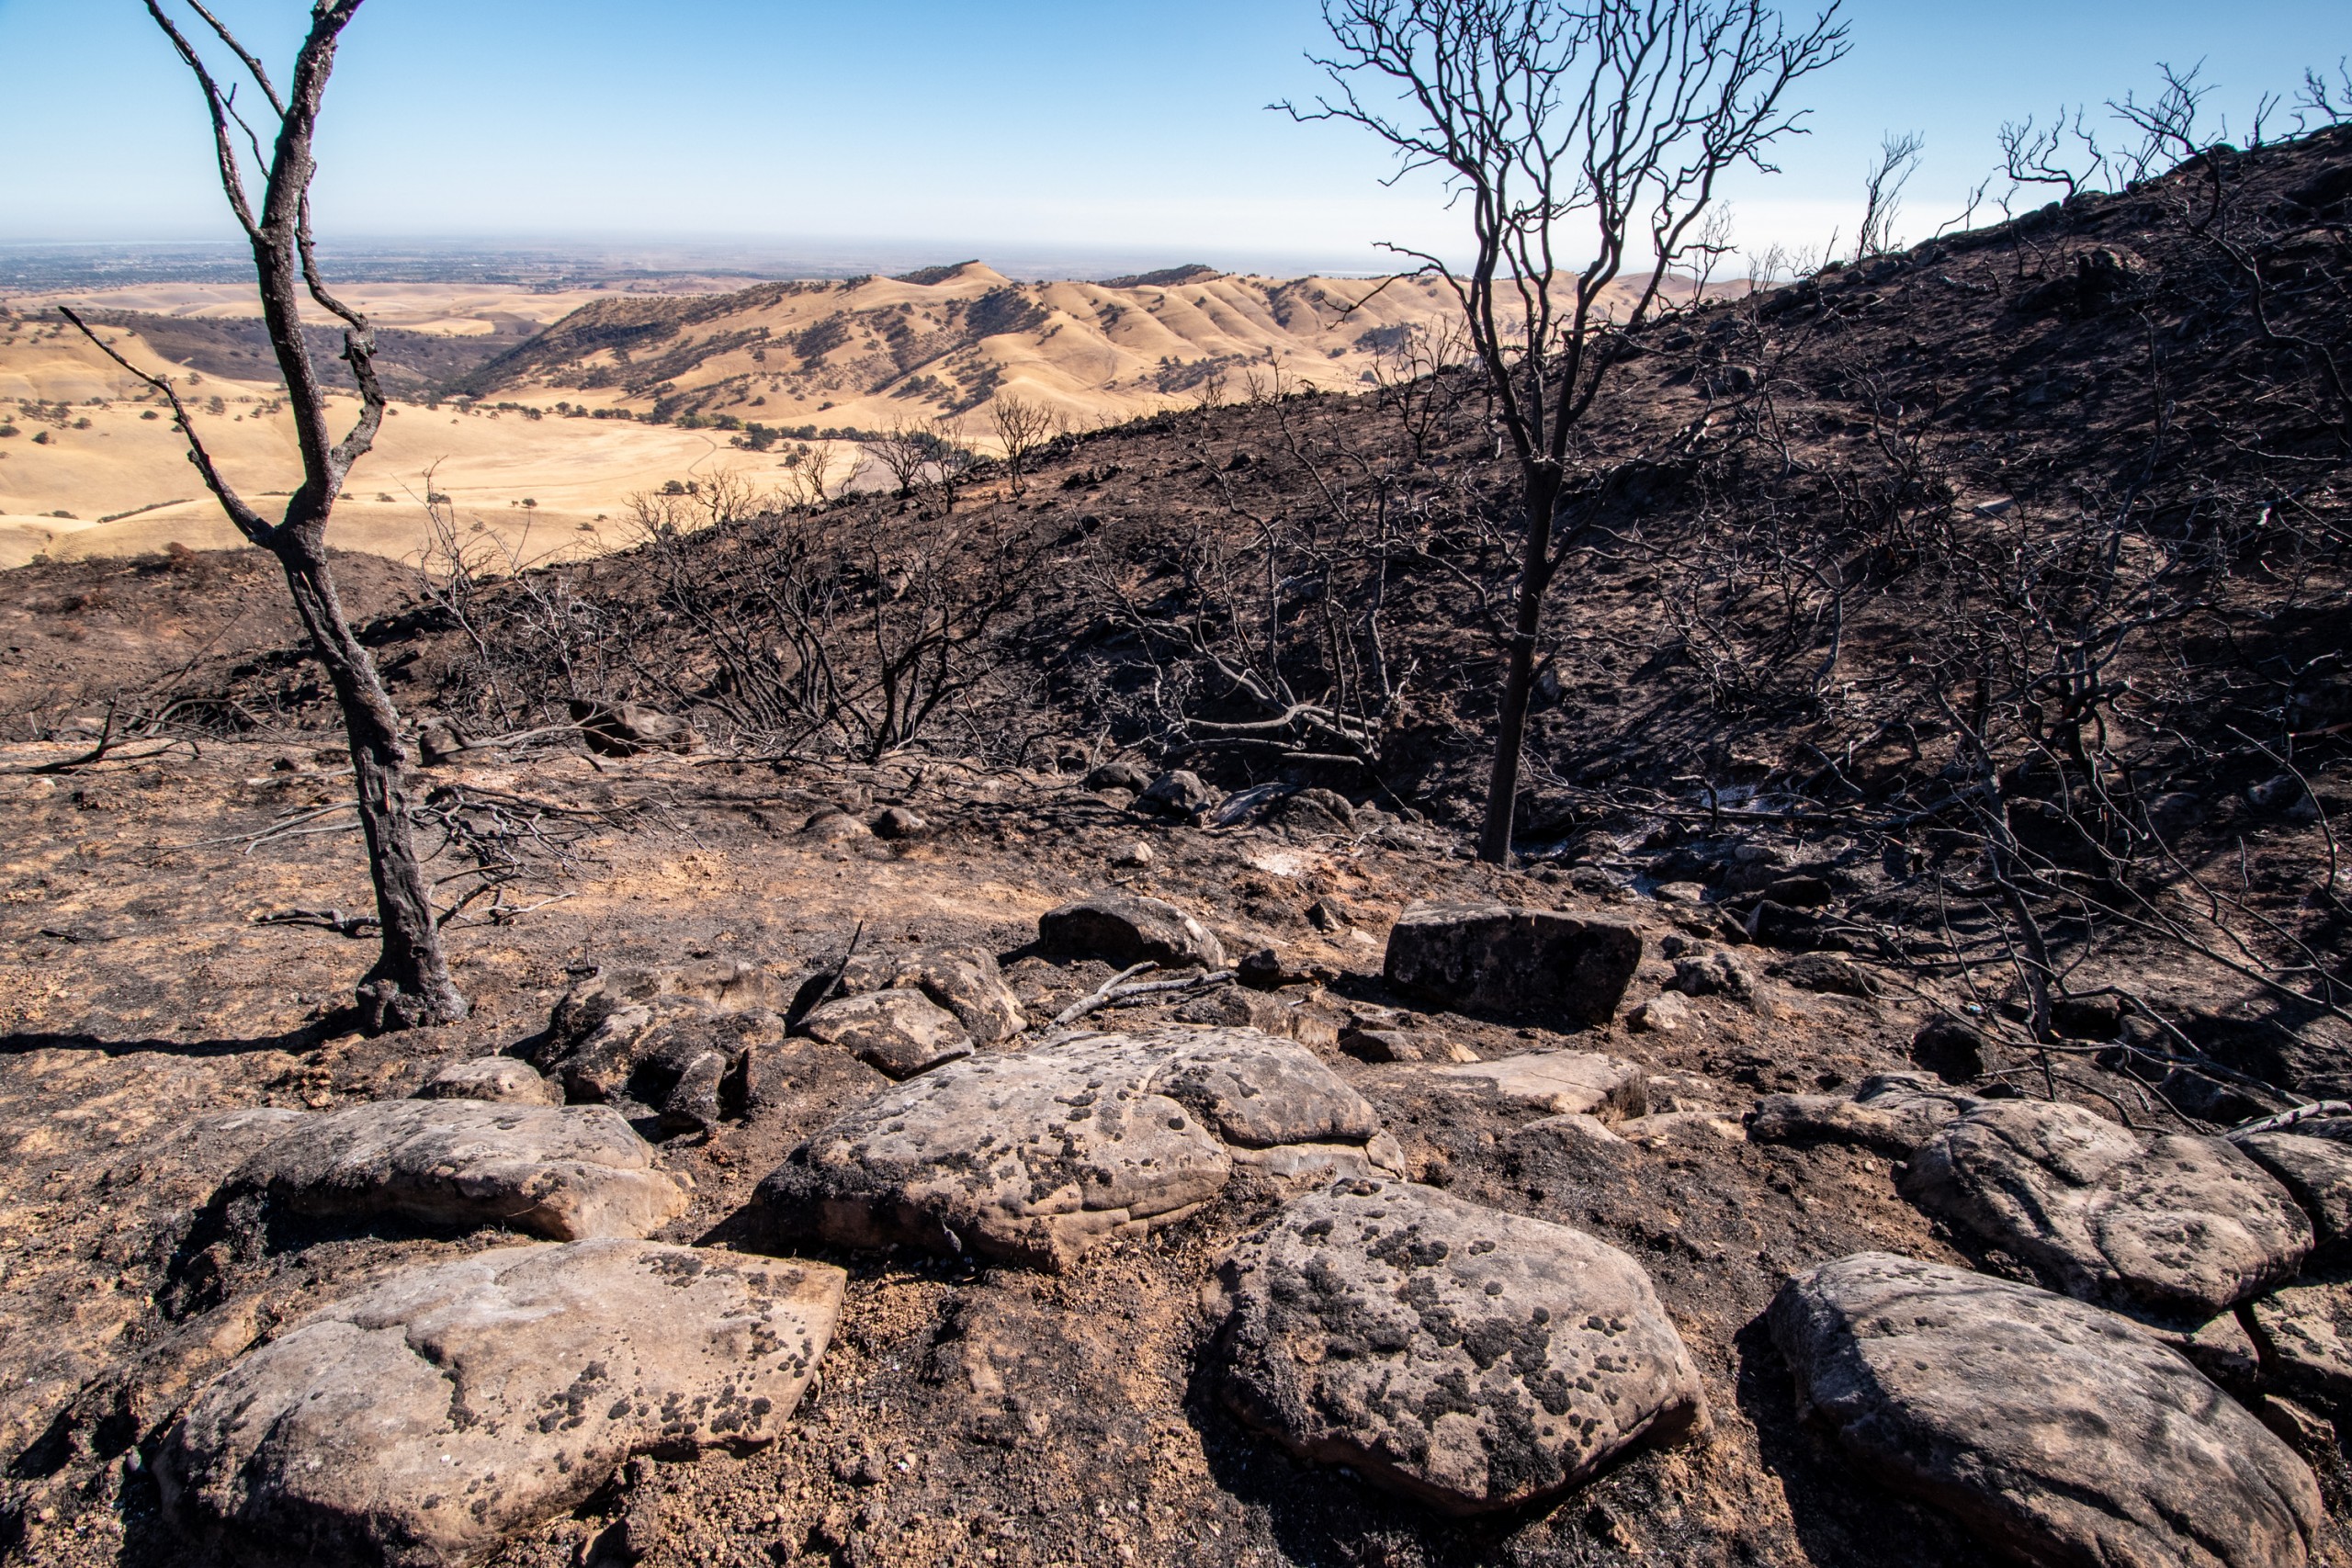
[0,1,2342,273]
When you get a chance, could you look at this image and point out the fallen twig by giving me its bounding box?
[1051,965,1236,1027]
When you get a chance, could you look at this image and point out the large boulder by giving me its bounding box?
[1214,1179,1704,1514]
[1899,1100,2312,1318]
[799,988,974,1079]
[1037,892,1226,971]
[1383,903,1641,1026]
[1772,1252,2324,1568]
[227,1100,689,1242]
[1429,1051,1645,1120]
[755,1026,1393,1270]
[1748,1073,1984,1156]
[157,1240,842,1568]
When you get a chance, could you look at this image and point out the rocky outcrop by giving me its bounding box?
[1037,892,1227,971]
[835,942,1026,1043]
[1214,1179,1704,1513]
[158,1240,842,1568]
[2249,1279,2352,1411]
[1772,1252,2324,1568]
[227,1100,689,1241]
[527,960,799,1134]
[799,988,974,1078]
[1383,903,1641,1026]
[1748,1073,1984,1156]
[2234,1131,2352,1252]
[1899,1100,2312,1318]
[755,1027,1392,1269]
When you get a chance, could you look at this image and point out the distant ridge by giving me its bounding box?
[1095,264,1222,289]
[890,261,984,287]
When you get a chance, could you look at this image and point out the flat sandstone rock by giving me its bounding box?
[1748,1072,1983,1156]
[1383,903,1641,1026]
[412,1056,560,1106]
[1214,1178,1704,1513]
[229,1099,689,1241]
[1899,1100,2310,1318]
[755,1026,1386,1269]
[799,987,975,1078]
[159,1240,842,1568]
[1772,1252,2323,1568]
[1430,1051,1646,1121]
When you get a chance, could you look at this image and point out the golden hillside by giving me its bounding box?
[457,262,1486,437]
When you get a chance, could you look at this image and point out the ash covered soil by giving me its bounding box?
[1,743,1989,1568]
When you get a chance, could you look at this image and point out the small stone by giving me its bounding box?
[1667,950,1754,1000]
[1138,769,1218,818]
[1384,902,1642,1026]
[1430,1051,1645,1121]
[1215,1179,1704,1513]
[1339,1025,1477,1064]
[659,1050,727,1138]
[1628,992,1692,1033]
[799,989,974,1079]
[413,1056,560,1106]
[802,808,873,841]
[1772,1252,2324,1568]
[1109,840,1154,868]
[1652,881,1709,906]
[837,943,1026,1043]
[1768,953,1876,997]
[1910,1017,1987,1083]
[1038,891,1226,970]
[1083,759,1155,794]
[870,806,926,840]
[1761,874,1833,908]
[567,699,700,757]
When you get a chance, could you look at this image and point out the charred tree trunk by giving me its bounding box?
[66,0,465,1028]
[1478,469,1561,864]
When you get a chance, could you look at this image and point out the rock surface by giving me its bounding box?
[1748,1073,1984,1156]
[1037,891,1227,971]
[1383,903,1641,1026]
[1214,1179,1704,1514]
[2249,1278,2352,1410]
[799,987,975,1078]
[567,698,700,757]
[837,942,1026,1043]
[2235,1130,2352,1250]
[1899,1100,2312,1317]
[756,1026,1385,1269]
[1430,1051,1646,1121]
[158,1240,842,1568]
[528,960,797,1127]
[229,1100,690,1241]
[1771,1251,2324,1568]
[411,1056,560,1106]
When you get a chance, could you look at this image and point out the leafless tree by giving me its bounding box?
[1997,107,2109,201]
[1855,130,1925,258]
[62,0,464,1029]
[1287,0,1849,862]
[989,394,1057,497]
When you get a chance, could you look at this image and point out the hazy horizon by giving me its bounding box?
[3,0,2343,273]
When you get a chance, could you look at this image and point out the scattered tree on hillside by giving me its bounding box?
[989,394,1057,498]
[1290,0,1850,863]
[62,0,466,1030]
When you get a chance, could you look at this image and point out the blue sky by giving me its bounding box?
[0,1,2342,273]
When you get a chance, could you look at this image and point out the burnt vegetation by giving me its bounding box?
[9,123,2352,1132]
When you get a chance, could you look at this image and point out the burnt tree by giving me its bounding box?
[1292,0,1848,862]
[66,0,464,1028]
